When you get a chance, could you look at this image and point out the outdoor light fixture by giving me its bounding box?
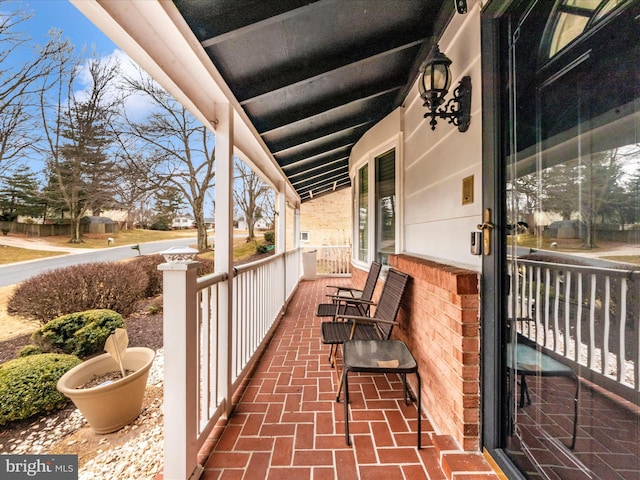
[418,44,471,132]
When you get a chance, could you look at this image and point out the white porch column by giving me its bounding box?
[295,206,301,250]
[159,259,201,480]
[214,101,234,417]
[276,182,286,254]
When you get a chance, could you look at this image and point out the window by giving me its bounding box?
[357,164,369,262]
[546,0,626,58]
[300,231,309,242]
[355,148,397,266]
[375,150,396,265]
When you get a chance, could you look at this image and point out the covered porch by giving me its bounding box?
[156,274,498,480]
[69,1,640,479]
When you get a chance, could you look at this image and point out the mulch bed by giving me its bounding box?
[0,297,164,365]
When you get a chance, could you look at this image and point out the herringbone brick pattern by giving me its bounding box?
[197,277,498,480]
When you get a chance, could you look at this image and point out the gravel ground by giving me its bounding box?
[0,300,166,480]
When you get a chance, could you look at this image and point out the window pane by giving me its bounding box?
[549,12,589,56]
[358,164,368,262]
[375,150,395,265]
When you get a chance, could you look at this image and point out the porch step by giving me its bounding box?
[432,434,503,480]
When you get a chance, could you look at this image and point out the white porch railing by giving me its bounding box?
[160,249,301,479]
[302,244,351,276]
[510,258,640,403]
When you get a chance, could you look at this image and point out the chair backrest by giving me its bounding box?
[360,261,382,302]
[372,268,410,339]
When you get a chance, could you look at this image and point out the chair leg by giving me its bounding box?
[328,344,335,367]
[336,369,345,402]
[519,375,531,407]
[570,373,580,450]
[335,345,346,402]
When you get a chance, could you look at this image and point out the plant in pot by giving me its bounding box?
[57,328,155,434]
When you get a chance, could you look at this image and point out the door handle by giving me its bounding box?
[476,209,494,255]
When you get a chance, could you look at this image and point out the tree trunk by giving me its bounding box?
[193,203,208,250]
[70,216,82,243]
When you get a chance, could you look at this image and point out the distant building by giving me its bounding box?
[236,217,273,231]
[172,216,195,229]
[172,216,215,229]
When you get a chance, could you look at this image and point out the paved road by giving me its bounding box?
[0,238,197,288]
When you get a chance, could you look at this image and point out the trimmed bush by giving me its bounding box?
[130,254,164,297]
[196,256,215,277]
[18,344,43,357]
[263,230,275,244]
[31,309,125,358]
[8,261,149,323]
[0,353,81,426]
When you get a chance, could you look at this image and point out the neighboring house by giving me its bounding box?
[236,216,272,231]
[171,216,195,229]
[299,187,351,246]
[100,209,128,224]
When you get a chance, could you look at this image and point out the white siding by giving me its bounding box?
[349,6,483,270]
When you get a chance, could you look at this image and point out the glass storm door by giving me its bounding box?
[504,1,640,478]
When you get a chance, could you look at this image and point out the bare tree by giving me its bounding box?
[119,68,215,250]
[0,4,68,176]
[233,159,274,241]
[112,153,159,229]
[40,49,122,243]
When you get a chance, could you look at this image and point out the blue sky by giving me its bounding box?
[24,0,117,56]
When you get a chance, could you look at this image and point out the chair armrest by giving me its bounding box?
[327,295,376,306]
[336,314,398,326]
[326,285,363,296]
[327,284,361,291]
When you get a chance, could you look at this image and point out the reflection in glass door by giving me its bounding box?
[504,1,640,478]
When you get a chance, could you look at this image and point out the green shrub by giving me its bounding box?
[18,344,43,357]
[8,261,149,323]
[0,353,81,426]
[31,309,125,358]
[263,230,275,244]
[150,219,171,231]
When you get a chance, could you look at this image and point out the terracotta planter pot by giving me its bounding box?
[56,347,156,434]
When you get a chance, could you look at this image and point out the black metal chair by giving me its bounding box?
[323,261,382,306]
[316,262,382,365]
[317,261,381,318]
[320,268,410,378]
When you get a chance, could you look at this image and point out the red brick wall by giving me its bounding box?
[354,255,480,451]
[300,189,351,246]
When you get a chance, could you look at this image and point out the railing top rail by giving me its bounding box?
[234,251,284,275]
[197,271,229,289]
[513,257,640,278]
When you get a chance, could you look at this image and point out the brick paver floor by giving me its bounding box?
[196,277,498,480]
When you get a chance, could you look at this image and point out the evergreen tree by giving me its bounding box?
[0,164,42,220]
[40,51,121,243]
[152,186,185,230]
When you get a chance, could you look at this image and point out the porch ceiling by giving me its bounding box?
[172,0,452,202]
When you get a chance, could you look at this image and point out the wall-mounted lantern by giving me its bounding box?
[418,44,472,132]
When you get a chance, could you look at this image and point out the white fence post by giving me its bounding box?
[159,254,202,480]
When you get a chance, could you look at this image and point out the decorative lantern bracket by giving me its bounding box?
[423,75,472,132]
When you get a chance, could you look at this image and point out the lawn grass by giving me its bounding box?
[0,229,263,265]
[0,245,67,264]
[601,255,640,266]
